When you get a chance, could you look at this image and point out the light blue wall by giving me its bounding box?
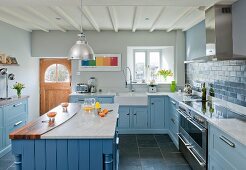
[0,21,39,120]
[185,21,206,60]
[232,0,246,56]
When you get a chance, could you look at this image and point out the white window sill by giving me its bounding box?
[132,82,172,85]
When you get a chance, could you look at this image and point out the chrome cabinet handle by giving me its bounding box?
[133,113,137,116]
[13,103,22,107]
[219,136,235,148]
[14,121,23,126]
[116,137,119,145]
[187,146,206,167]
[177,133,190,146]
[126,113,130,116]
[171,101,176,105]
[171,118,175,124]
[78,99,84,101]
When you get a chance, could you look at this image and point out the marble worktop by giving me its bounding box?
[41,104,119,139]
[0,95,29,107]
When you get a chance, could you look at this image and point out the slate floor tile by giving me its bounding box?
[154,134,172,144]
[137,135,158,147]
[163,153,188,165]
[139,148,163,159]
[159,142,180,153]
[0,160,14,170]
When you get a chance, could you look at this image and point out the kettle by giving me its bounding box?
[184,84,192,95]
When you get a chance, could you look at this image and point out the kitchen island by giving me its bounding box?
[9,103,119,170]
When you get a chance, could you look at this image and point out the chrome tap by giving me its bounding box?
[123,67,134,92]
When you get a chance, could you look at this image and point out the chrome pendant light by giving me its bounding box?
[68,0,95,60]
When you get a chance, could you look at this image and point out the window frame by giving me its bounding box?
[133,49,163,82]
[44,64,70,83]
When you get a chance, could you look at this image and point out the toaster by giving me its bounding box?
[76,83,89,93]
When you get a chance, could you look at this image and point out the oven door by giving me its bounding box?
[178,109,207,169]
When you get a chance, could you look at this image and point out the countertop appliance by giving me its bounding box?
[76,83,89,93]
[148,84,157,93]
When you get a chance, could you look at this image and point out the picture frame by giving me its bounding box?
[78,54,122,72]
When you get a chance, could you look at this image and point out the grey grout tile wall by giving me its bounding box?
[186,60,246,107]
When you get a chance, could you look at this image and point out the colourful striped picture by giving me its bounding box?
[79,54,121,72]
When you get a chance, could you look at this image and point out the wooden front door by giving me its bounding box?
[40,59,71,115]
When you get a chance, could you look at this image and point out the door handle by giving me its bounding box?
[177,133,190,146]
[126,113,130,116]
[171,101,176,105]
[219,136,235,148]
[187,146,206,167]
[14,121,23,126]
[186,118,206,132]
[13,103,22,107]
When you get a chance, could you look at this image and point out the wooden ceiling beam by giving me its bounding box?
[107,6,118,32]
[79,6,100,32]
[53,7,81,31]
[0,16,32,32]
[25,7,66,32]
[167,7,194,32]
[149,7,166,32]
[0,8,49,32]
[132,6,141,32]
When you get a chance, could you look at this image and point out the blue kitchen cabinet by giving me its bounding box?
[149,97,165,129]
[208,124,246,169]
[168,97,179,148]
[132,107,148,129]
[97,97,114,104]
[118,107,130,129]
[0,98,28,158]
[69,95,114,104]
[118,106,148,131]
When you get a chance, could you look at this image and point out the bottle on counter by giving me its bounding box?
[202,83,207,101]
[170,81,176,92]
[209,84,215,97]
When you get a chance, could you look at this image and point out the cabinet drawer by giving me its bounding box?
[209,124,246,169]
[4,100,27,124]
[5,115,26,146]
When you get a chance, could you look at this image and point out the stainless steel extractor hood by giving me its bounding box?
[185,5,246,63]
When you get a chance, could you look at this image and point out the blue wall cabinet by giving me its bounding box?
[118,107,130,129]
[0,98,28,158]
[69,96,114,104]
[208,124,246,169]
[149,97,165,129]
[132,107,148,129]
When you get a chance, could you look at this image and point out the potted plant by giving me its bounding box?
[12,82,25,98]
[158,69,173,81]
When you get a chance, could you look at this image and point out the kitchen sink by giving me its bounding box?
[114,92,148,106]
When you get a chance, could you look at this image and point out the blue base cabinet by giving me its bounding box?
[208,124,246,169]
[69,95,114,104]
[11,138,118,170]
[149,97,165,129]
[118,106,148,131]
[168,98,179,148]
[0,98,28,158]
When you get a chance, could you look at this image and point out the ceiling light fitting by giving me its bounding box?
[68,0,95,60]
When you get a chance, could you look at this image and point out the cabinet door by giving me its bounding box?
[97,97,114,104]
[132,107,148,129]
[118,107,130,129]
[0,128,3,149]
[150,97,165,129]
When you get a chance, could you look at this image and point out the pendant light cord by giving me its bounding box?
[80,0,83,33]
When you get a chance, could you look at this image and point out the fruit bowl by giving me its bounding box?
[47,112,57,122]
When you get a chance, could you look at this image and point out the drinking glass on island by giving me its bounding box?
[83,98,96,112]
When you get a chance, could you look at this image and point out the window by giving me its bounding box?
[128,47,174,83]
[45,64,70,82]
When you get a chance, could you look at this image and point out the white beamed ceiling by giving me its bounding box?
[0,0,237,32]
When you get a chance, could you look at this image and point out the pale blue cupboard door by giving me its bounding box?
[97,97,114,104]
[118,107,130,129]
[132,107,148,129]
[150,97,165,129]
[0,108,3,150]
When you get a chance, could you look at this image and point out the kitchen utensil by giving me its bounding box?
[184,84,192,95]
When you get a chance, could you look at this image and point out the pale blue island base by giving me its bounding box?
[12,139,117,170]
[11,104,119,170]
